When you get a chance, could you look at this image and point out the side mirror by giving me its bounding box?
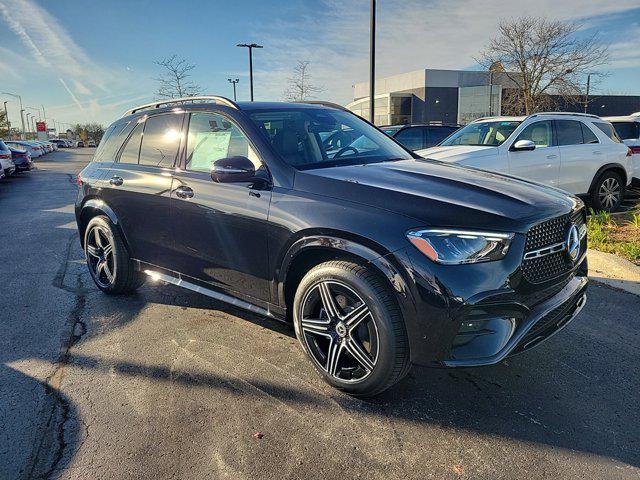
[211,156,256,183]
[511,139,536,151]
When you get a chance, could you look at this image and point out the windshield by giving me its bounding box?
[441,121,521,147]
[249,108,413,169]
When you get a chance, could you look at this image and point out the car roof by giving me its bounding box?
[603,115,640,122]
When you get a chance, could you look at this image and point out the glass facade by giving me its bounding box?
[347,94,412,126]
[458,85,501,124]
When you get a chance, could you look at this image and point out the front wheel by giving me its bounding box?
[84,215,145,294]
[590,171,625,212]
[293,260,410,396]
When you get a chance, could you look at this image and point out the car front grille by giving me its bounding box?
[521,209,585,284]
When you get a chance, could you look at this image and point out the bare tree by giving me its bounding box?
[283,60,324,102]
[477,17,609,115]
[154,54,201,99]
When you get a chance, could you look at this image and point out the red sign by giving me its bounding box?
[36,121,46,132]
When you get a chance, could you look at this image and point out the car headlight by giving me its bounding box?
[406,229,514,265]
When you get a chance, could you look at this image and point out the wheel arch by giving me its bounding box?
[278,232,415,323]
[78,198,131,254]
[587,163,628,194]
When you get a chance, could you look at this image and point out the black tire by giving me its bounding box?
[84,215,145,295]
[590,170,625,212]
[293,260,410,396]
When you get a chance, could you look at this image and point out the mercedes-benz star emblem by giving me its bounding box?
[566,224,580,262]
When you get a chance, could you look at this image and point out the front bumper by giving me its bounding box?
[443,275,587,367]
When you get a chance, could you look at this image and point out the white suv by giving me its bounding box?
[416,113,633,211]
[604,113,640,186]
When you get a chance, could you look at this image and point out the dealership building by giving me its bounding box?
[347,68,640,126]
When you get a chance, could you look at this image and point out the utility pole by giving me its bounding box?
[236,43,263,101]
[488,70,494,116]
[369,0,376,124]
[2,91,26,139]
[2,101,9,133]
[584,73,592,114]
[228,78,239,101]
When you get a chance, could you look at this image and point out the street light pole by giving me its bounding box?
[2,91,26,139]
[369,0,376,124]
[41,104,46,122]
[227,78,239,101]
[488,70,494,116]
[237,43,263,101]
[584,73,592,114]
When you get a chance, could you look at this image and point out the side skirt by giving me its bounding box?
[136,261,286,321]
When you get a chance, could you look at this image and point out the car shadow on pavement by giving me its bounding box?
[55,281,640,471]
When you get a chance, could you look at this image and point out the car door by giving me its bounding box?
[170,111,272,301]
[100,112,183,267]
[555,120,599,194]
[507,120,560,187]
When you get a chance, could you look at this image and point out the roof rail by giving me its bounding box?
[528,111,600,119]
[122,95,240,117]
[295,100,349,112]
[631,112,640,117]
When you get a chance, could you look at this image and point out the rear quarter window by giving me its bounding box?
[93,121,137,163]
[593,122,622,143]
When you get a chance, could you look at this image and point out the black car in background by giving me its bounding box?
[381,123,460,151]
[76,97,588,396]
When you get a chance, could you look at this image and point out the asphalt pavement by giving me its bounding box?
[0,149,638,480]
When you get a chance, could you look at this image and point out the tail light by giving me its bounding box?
[0,153,10,159]
[630,146,640,155]
[77,174,83,186]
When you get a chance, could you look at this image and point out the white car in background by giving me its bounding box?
[0,140,16,178]
[416,112,633,211]
[604,113,640,186]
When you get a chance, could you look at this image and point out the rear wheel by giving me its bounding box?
[84,215,145,294]
[293,260,410,396]
[591,170,625,212]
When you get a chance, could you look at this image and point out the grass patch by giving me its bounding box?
[587,209,640,265]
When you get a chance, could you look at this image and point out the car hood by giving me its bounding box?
[415,145,498,162]
[294,159,578,234]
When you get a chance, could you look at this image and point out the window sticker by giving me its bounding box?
[190,131,232,170]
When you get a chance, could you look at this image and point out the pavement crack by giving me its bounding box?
[26,259,88,479]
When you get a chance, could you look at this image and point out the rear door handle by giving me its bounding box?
[546,154,558,159]
[593,151,602,155]
[175,185,194,199]
[109,176,123,186]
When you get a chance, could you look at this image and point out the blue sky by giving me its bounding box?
[1,0,639,127]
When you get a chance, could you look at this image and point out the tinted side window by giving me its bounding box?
[612,121,640,140]
[515,121,553,147]
[556,120,584,146]
[594,122,622,143]
[186,112,260,172]
[138,114,183,168]
[94,121,135,163]
[394,127,424,150]
[427,126,457,146]
[119,123,143,164]
[581,123,599,144]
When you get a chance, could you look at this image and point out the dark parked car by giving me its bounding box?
[8,145,32,171]
[381,123,460,151]
[76,97,588,395]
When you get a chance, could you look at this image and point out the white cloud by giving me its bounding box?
[253,0,640,104]
[0,0,112,103]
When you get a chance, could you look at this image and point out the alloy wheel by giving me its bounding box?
[85,226,115,288]
[300,280,379,383]
[598,177,621,210]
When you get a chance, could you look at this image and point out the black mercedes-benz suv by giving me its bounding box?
[75,96,588,396]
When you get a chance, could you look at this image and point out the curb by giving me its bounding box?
[587,248,640,296]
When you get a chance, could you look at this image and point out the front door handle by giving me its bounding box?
[175,185,194,199]
[109,176,123,186]
[593,151,602,155]
[546,154,558,159]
